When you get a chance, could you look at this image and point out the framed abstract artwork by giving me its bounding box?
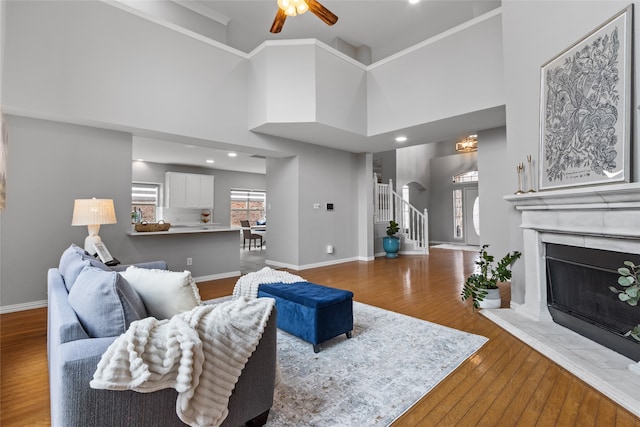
[539,6,632,191]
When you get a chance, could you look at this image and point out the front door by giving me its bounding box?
[463,187,480,246]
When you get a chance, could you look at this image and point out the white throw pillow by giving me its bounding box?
[120,266,202,319]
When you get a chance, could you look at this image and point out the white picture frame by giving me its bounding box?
[93,241,114,263]
[539,6,632,191]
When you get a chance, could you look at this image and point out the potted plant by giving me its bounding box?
[609,260,640,375]
[608,260,640,341]
[382,220,400,258]
[461,244,521,309]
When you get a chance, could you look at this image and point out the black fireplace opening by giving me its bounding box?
[546,243,640,362]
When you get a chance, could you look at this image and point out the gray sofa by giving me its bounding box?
[47,244,276,427]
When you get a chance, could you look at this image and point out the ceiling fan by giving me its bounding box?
[270,0,339,34]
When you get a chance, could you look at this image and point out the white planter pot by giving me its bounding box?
[478,288,501,309]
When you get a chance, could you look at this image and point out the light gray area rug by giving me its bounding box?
[266,302,488,426]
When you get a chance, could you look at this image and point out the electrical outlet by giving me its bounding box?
[186,257,193,266]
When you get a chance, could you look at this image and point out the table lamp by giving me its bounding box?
[71,198,117,253]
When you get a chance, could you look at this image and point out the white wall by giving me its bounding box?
[367,11,504,136]
[3,1,252,148]
[248,42,368,137]
[502,1,640,304]
[315,47,367,135]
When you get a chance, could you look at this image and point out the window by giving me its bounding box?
[131,182,160,223]
[230,189,266,227]
[452,171,478,239]
[453,170,478,183]
[453,189,463,239]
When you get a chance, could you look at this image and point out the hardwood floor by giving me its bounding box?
[2,248,638,426]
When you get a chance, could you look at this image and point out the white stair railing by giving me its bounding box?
[374,175,429,253]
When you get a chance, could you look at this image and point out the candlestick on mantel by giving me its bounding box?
[515,163,525,195]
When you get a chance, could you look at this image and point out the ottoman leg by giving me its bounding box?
[313,344,320,353]
[346,331,352,339]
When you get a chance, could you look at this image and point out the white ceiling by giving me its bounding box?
[131,0,504,173]
[195,0,500,63]
[133,137,268,174]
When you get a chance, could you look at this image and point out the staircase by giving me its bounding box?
[374,176,429,254]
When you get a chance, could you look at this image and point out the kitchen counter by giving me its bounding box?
[127,225,238,236]
[124,224,241,280]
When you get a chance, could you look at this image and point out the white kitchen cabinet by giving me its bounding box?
[166,172,214,209]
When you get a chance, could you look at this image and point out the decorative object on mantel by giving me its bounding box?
[514,162,525,195]
[608,260,640,375]
[71,198,117,253]
[461,244,521,309]
[134,220,171,232]
[539,6,632,191]
[526,154,536,193]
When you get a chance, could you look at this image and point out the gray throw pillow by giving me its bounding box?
[59,244,110,292]
[68,266,148,338]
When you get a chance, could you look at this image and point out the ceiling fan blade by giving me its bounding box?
[307,0,338,26]
[270,9,287,33]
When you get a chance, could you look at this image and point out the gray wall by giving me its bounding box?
[477,127,510,260]
[1,116,132,308]
[0,116,244,309]
[266,144,362,269]
[265,156,299,267]
[132,161,266,225]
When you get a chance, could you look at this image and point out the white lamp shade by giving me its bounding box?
[72,199,117,226]
[72,198,117,253]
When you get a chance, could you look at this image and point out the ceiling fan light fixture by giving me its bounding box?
[278,0,308,16]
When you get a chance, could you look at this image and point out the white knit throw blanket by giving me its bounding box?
[232,267,306,300]
[90,297,275,427]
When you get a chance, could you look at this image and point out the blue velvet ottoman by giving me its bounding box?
[258,282,353,353]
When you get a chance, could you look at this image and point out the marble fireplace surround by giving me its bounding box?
[484,183,640,417]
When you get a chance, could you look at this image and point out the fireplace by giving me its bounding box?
[545,243,640,361]
[504,182,640,356]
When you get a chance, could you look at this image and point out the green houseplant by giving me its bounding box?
[461,244,521,309]
[382,220,400,259]
[608,260,640,341]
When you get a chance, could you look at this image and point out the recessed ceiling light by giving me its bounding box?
[206,159,215,164]
[395,136,408,143]
[228,152,237,157]
[135,158,145,162]
[409,0,420,4]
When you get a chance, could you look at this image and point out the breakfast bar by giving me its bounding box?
[126,225,240,281]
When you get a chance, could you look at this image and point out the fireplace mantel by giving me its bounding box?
[504,182,640,321]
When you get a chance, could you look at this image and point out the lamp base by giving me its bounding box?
[84,235,103,255]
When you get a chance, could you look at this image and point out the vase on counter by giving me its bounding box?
[201,209,211,223]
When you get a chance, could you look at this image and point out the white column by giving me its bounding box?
[514,226,553,322]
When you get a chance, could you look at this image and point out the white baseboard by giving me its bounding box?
[266,256,369,271]
[1,300,48,314]
[193,271,241,282]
